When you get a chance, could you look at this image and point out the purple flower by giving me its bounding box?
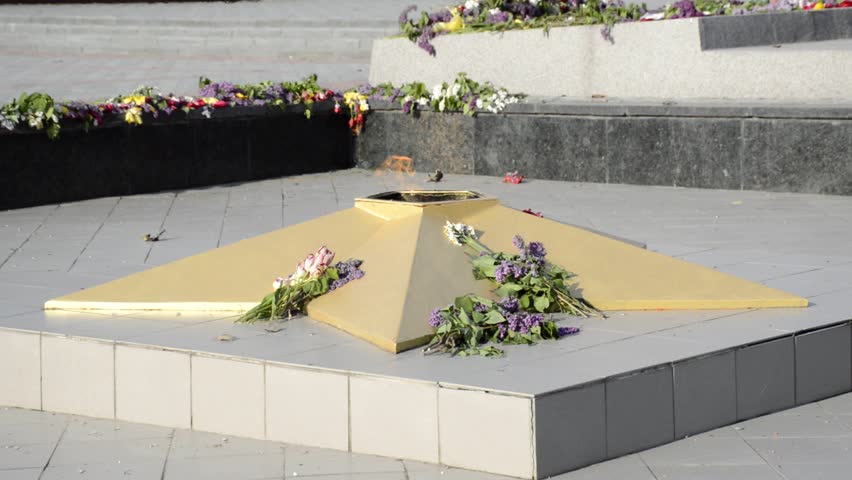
[399,5,417,25]
[474,303,490,314]
[600,23,613,43]
[558,326,581,337]
[329,259,365,291]
[495,260,515,283]
[528,241,546,260]
[486,10,510,24]
[497,324,508,341]
[428,308,445,328]
[512,235,525,253]
[671,0,704,18]
[428,10,453,23]
[499,297,519,313]
[416,29,436,56]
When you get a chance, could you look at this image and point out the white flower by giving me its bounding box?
[489,8,501,15]
[450,82,461,97]
[438,99,446,112]
[529,0,539,5]
[475,98,483,109]
[443,221,477,246]
[359,99,369,112]
[272,277,285,289]
[417,97,429,106]
[432,84,444,99]
[464,0,479,9]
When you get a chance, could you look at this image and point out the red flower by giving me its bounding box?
[503,171,525,184]
[213,100,227,108]
[334,104,341,114]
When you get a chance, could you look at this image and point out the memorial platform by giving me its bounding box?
[2,170,851,478]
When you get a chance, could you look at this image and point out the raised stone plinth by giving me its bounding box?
[369,10,852,100]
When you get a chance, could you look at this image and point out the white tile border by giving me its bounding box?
[40,333,115,419]
[349,374,440,463]
[115,344,192,429]
[7,318,852,480]
[439,386,534,479]
[0,328,42,410]
[265,362,349,450]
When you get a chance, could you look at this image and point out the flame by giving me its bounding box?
[376,155,416,177]
[376,155,418,191]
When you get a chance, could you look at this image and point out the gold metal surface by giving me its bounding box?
[45,191,808,353]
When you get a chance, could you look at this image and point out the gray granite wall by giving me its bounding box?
[355,101,852,195]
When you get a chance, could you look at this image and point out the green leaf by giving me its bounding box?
[326,267,339,281]
[454,295,475,314]
[458,309,472,326]
[484,310,506,325]
[519,294,531,309]
[534,295,550,313]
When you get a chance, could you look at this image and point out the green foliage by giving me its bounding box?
[423,294,567,357]
[0,92,61,139]
[237,266,339,323]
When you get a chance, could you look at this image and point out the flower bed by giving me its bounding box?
[0,73,523,210]
[399,0,852,55]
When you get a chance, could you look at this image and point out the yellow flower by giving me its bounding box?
[434,9,464,33]
[343,91,367,108]
[121,94,146,106]
[813,1,825,8]
[203,97,219,106]
[236,92,245,99]
[125,107,142,125]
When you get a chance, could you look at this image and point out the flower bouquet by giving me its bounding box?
[425,222,599,357]
[237,246,365,323]
[425,294,580,357]
[443,222,599,317]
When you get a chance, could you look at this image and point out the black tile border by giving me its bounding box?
[697,9,852,50]
[532,318,852,478]
[357,110,852,195]
[0,103,354,210]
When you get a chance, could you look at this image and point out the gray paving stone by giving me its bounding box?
[284,445,404,477]
[606,367,675,458]
[774,462,852,480]
[735,407,852,439]
[535,383,606,477]
[0,468,43,480]
[818,392,852,415]
[795,323,852,405]
[746,436,852,465]
[641,436,765,466]
[648,464,784,480]
[164,452,284,480]
[48,437,171,467]
[405,461,515,479]
[553,454,656,480]
[42,461,165,480]
[0,441,56,469]
[673,352,737,439]
[736,337,796,421]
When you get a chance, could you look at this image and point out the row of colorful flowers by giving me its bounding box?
[0,73,521,140]
[399,0,852,54]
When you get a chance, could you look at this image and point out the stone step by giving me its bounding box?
[0,21,396,40]
[0,14,398,29]
[0,32,376,59]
